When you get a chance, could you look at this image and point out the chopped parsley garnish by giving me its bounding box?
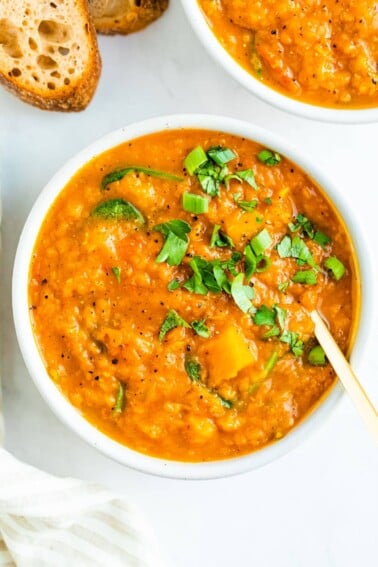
[101,166,183,190]
[183,255,239,295]
[91,198,144,223]
[167,278,180,291]
[276,234,318,268]
[210,224,234,248]
[292,269,318,285]
[257,149,281,166]
[184,357,202,381]
[280,330,304,357]
[113,382,125,415]
[278,281,289,293]
[233,194,258,212]
[159,310,190,342]
[324,256,346,280]
[254,305,276,327]
[182,192,209,214]
[264,197,272,205]
[231,273,255,314]
[313,231,331,248]
[111,266,121,283]
[308,345,327,366]
[191,319,211,338]
[225,169,258,190]
[184,146,258,197]
[289,213,314,238]
[153,219,191,266]
[184,356,233,408]
[254,304,287,333]
[288,213,331,249]
[265,351,279,375]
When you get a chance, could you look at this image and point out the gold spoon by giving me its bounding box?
[311,310,378,442]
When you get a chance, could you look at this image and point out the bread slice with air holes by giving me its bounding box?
[0,0,101,111]
[88,0,168,35]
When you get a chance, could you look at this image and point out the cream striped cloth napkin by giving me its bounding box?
[0,197,166,567]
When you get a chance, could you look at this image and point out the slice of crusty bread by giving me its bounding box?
[0,0,101,111]
[89,0,168,35]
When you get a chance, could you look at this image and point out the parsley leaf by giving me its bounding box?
[233,196,259,212]
[254,305,276,326]
[191,319,211,338]
[257,149,281,166]
[314,231,331,248]
[111,266,121,283]
[225,169,258,190]
[159,310,190,342]
[153,219,191,266]
[167,278,180,291]
[280,330,304,357]
[289,213,314,239]
[184,357,202,381]
[210,224,234,248]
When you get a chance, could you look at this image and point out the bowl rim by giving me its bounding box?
[12,113,375,480]
[179,0,378,124]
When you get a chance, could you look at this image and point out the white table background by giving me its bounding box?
[1,3,377,566]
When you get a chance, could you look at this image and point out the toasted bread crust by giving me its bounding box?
[0,0,101,111]
[90,0,168,35]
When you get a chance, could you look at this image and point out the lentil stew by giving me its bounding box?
[198,0,378,108]
[29,129,359,462]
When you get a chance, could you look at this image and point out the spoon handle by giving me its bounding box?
[311,310,378,442]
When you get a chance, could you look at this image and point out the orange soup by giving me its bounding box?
[198,0,378,108]
[29,130,359,462]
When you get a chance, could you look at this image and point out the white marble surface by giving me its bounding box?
[1,3,377,566]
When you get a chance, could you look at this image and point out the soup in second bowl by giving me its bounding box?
[199,0,378,109]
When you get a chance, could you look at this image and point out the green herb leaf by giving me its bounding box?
[111,266,121,283]
[257,149,281,166]
[250,229,273,256]
[276,235,292,258]
[288,213,314,238]
[274,305,287,330]
[231,273,255,313]
[191,319,211,338]
[264,197,272,205]
[153,219,191,266]
[244,243,257,279]
[182,192,209,214]
[262,326,280,339]
[314,231,331,248]
[292,269,318,285]
[254,305,276,326]
[159,309,190,342]
[225,169,258,190]
[210,224,234,248]
[197,162,227,197]
[233,195,258,212]
[265,351,279,375]
[308,345,327,366]
[101,166,183,189]
[280,330,304,357]
[184,357,202,381]
[324,256,346,280]
[113,382,125,415]
[207,146,236,166]
[184,356,233,407]
[278,281,289,293]
[91,198,144,223]
[167,278,180,291]
[184,146,208,175]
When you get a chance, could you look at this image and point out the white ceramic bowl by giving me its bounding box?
[180,0,378,124]
[13,114,374,479]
